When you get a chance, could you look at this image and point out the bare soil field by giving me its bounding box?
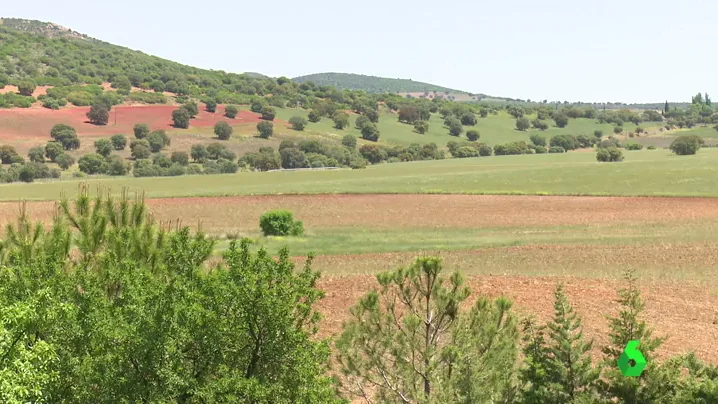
[316,275,718,363]
[0,105,263,140]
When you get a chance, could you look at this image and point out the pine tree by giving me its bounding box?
[519,317,553,403]
[664,100,669,115]
[546,283,600,402]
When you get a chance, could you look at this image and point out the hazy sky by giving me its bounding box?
[3,0,716,103]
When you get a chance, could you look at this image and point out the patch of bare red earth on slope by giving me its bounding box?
[0,105,264,140]
[316,275,718,364]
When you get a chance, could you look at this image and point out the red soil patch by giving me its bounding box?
[0,105,263,140]
[0,85,51,98]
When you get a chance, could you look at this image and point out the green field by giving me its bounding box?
[2,148,717,201]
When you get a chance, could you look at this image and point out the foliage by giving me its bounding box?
[516,117,530,131]
[280,148,308,169]
[337,256,517,403]
[308,110,321,123]
[548,146,565,153]
[50,124,80,150]
[341,135,357,149]
[257,121,274,139]
[27,146,45,163]
[190,144,208,162]
[93,139,113,158]
[494,141,530,155]
[259,210,304,236]
[214,121,233,140]
[260,105,276,121]
[44,142,64,162]
[133,123,150,139]
[55,153,75,170]
[553,112,569,128]
[670,135,703,155]
[130,139,152,159]
[360,123,380,141]
[224,105,238,118]
[594,130,603,139]
[466,129,480,141]
[86,102,110,125]
[205,100,217,113]
[530,134,547,147]
[332,112,350,129]
[172,107,191,129]
[110,134,127,150]
[289,116,308,131]
[293,72,462,93]
[17,79,37,96]
[414,120,429,134]
[77,153,108,174]
[550,134,578,151]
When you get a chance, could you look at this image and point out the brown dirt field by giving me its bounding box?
[4,194,718,235]
[316,274,718,364]
[0,105,263,140]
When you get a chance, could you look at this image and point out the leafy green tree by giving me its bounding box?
[130,139,152,159]
[0,145,21,164]
[553,112,569,128]
[333,112,350,129]
[461,112,477,126]
[342,135,357,149]
[594,130,603,139]
[27,146,45,163]
[516,117,531,131]
[106,155,129,175]
[257,121,274,139]
[86,102,110,125]
[532,119,549,130]
[205,100,217,113]
[250,99,265,113]
[133,123,150,139]
[466,129,480,141]
[596,147,624,162]
[365,109,380,123]
[359,144,387,163]
[94,139,112,158]
[50,124,80,150]
[78,153,109,174]
[44,142,64,162]
[280,147,308,169]
[530,134,547,147]
[146,132,165,152]
[308,110,321,123]
[614,126,623,134]
[669,135,702,155]
[214,121,233,140]
[289,116,308,131]
[260,105,276,121]
[55,153,75,170]
[183,101,199,118]
[337,257,518,403]
[110,134,127,150]
[259,210,304,236]
[18,164,35,183]
[190,144,208,162]
[224,105,239,118]
[207,143,227,160]
[446,117,463,137]
[550,134,579,151]
[172,108,191,129]
[361,123,380,141]
[414,120,429,134]
[17,80,36,96]
[355,115,371,130]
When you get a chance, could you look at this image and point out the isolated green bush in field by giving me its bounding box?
[669,135,704,155]
[224,105,239,118]
[534,145,547,154]
[548,146,565,153]
[624,143,643,150]
[596,147,624,162]
[259,210,304,236]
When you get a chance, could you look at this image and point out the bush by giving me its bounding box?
[532,119,549,130]
[133,123,150,139]
[110,134,127,150]
[56,153,75,170]
[44,142,64,161]
[191,144,208,162]
[535,145,547,154]
[214,121,233,140]
[359,144,387,164]
[342,135,357,149]
[171,151,190,166]
[333,112,350,129]
[78,153,109,174]
[478,144,492,157]
[18,80,36,96]
[515,117,530,131]
[350,158,368,169]
[172,108,191,128]
[18,164,35,183]
[207,143,227,160]
[28,146,45,163]
[260,106,276,121]
[669,135,703,155]
[355,115,371,130]
[259,210,304,236]
[361,123,380,141]
[183,102,199,118]
[50,124,80,150]
[308,110,321,123]
[529,134,547,147]
[594,130,603,139]
[614,126,623,134]
[94,139,113,158]
[550,134,578,151]
[494,141,530,155]
[224,105,239,118]
[624,143,643,150]
[466,130,480,141]
[452,146,479,158]
[257,121,274,139]
[106,155,129,175]
[289,116,308,131]
[549,146,566,153]
[87,103,110,125]
[596,147,624,162]
[130,139,152,159]
[205,100,217,113]
[414,120,429,134]
[280,148,308,169]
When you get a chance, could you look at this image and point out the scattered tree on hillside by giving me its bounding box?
[530,134,546,146]
[341,134,357,149]
[130,139,152,159]
[205,100,217,113]
[260,105,276,121]
[17,79,36,96]
[27,146,45,163]
[94,139,113,158]
[172,108,191,129]
[466,130,480,141]
[414,120,429,134]
[133,123,150,139]
[78,153,109,174]
[191,144,208,163]
[214,121,233,140]
[110,134,127,150]
[332,112,350,129]
[55,153,75,170]
[614,126,623,134]
[516,117,530,131]
[44,141,64,161]
[86,102,110,125]
[289,116,308,131]
[553,112,569,128]
[669,135,703,155]
[257,121,274,138]
[308,110,321,123]
[170,151,190,166]
[360,123,380,142]
[50,124,80,150]
[183,101,199,118]
[224,105,239,118]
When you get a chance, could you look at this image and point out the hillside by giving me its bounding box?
[293,72,467,94]
[0,17,91,40]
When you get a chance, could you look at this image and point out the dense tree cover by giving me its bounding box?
[0,189,341,402]
[292,72,464,94]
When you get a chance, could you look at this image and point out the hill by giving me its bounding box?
[0,17,91,40]
[293,72,467,94]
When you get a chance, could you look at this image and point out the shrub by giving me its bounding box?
[494,141,530,155]
[516,117,530,131]
[171,151,190,166]
[333,112,350,129]
[598,138,621,149]
[183,101,199,118]
[260,106,276,121]
[259,210,304,236]
[172,108,191,128]
[553,112,569,128]
[466,130,480,141]
[289,116,308,131]
[308,110,321,123]
[647,145,657,150]
[624,143,643,150]
[350,158,368,169]
[94,139,113,158]
[532,119,549,130]
[133,123,150,139]
[478,144,492,157]
[613,126,623,134]
[535,145,547,154]
[548,146,565,153]
[18,164,35,183]
[191,144,208,162]
[594,130,603,139]
[87,103,110,125]
[355,115,371,130]
[18,80,36,96]
[130,139,152,159]
[550,134,578,151]
[110,134,127,150]
[44,142,64,161]
[359,144,387,164]
[257,121,274,139]
[207,143,227,160]
[452,146,479,158]
[361,123,380,141]
[106,155,129,175]
[669,135,702,155]
[529,134,547,147]
[78,153,109,174]
[214,121,233,140]
[55,153,75,170]
[414,120,429,134]
[50,124,80,150]
[28,146,45,163]
[224,105,239,118]
[342,135,357,149]
[205,100,217,113]
[280,148,308,169]
[596,147,624,162]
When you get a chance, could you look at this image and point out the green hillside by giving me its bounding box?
[292,72,467,94]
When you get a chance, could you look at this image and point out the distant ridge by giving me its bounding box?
[292,72,467,94]
[0,17,92,41]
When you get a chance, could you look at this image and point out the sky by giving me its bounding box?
[3,0,716,103]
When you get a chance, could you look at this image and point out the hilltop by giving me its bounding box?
[0,17,91,41]
[292,72,465,94]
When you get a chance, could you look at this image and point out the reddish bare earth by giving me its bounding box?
[0,105,263,140]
